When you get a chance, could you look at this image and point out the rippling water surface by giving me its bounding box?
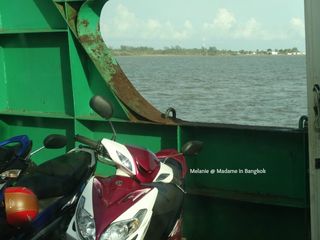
[116,55,307,128]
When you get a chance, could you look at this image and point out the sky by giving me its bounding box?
[100,0,306,51]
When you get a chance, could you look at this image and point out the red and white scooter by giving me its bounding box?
[66,96,202,240]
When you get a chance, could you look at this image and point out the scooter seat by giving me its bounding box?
[15,151,92,199]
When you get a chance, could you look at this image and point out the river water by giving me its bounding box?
[116,55,307,128]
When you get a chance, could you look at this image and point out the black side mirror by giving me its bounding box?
[89,95,113,119]
[43,134,67,149]
[182,141,203,156]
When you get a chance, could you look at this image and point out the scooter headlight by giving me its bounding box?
[116,151,133,172]
[76,196,96,240]
[100,209,147,240]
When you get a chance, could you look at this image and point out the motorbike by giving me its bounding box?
[66,96,203,240]
[0,135,33,189]
[0,134,97,240]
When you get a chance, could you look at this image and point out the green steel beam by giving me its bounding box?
[0,0,66,32]
[305,0,320,239]
[52,0,178,124]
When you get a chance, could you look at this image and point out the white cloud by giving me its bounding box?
[237,18,261,38]
[184,20,193,30]
[203,10,267,40]
[204,8,236,32]
[202,8,303,44]
[142,20,191,40]
[111,4,138,33]
[214,8,236,31]
[100,4,193,45]
[147,19,161,31]
[290,17,305,38]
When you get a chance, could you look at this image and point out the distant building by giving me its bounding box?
[266,49,278,55]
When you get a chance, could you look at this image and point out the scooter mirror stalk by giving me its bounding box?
[89,95,113,120]
[30,134,67,156]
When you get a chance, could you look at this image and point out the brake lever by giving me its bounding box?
[78,143,109,159]
[78,144,95,150]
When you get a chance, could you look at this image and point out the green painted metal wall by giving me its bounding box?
[0,1,310,239]
[182,124,309,239]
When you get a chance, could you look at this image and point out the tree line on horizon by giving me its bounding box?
[110,45,302,56]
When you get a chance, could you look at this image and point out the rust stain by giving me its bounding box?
[80,19,89,27]
[79,35,95,44]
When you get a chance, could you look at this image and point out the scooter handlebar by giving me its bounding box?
[74,134,99,149]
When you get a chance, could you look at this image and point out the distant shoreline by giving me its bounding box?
[111,46,304,57]
[113,53,305,57]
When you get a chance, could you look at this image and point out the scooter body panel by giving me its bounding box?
[101,139,162,183]
[94,176,157,239]
[67,175,158,240]
[126,145,160,183]
[156,149,188,178]
[0,135,31,158]
[67,138,188,240]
